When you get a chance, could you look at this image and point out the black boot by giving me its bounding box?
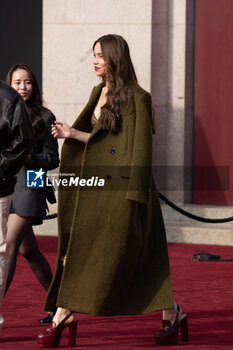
[38,312,55,323]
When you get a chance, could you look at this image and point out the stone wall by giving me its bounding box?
[43,0,152,149]
[43,0,193,202]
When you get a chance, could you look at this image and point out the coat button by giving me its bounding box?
[110,149,115,154]
[107,175,112,180]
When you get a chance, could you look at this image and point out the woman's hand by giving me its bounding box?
[51,121,72,139]
[51,121,91,143]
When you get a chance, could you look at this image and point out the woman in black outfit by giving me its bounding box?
[4,64,59,321]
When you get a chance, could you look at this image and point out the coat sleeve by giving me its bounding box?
[126,92,153,205]
[30,111,60,170]
[0,96,34,179]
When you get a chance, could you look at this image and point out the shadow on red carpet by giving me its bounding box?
[1,237,233,349]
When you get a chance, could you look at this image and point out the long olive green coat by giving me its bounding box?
[44,83,174,316]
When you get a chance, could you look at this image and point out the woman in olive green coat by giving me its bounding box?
[37,35,188,348]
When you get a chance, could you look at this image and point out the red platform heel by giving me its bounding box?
[155,305,189,345]
[37,312,77,348]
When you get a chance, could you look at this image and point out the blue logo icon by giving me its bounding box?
[27,169,45,188]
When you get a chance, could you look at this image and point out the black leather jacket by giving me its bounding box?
[0,80,34,197]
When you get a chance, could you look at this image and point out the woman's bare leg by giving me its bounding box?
[162,301,181,324]
[52,307,75,326]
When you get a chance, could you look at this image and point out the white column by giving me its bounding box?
[151,0,193,203]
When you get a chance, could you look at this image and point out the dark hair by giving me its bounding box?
[93,34,138,134]
[5,64,46,139]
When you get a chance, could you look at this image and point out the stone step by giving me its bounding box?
[165,220,233,246]
[162,204,233,246]
[161,204,233,223]
[34,217,57,236]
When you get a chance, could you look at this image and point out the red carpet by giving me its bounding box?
[0,236,233,349]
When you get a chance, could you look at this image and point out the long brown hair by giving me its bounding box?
[93,34,138,134]
[6,64,45,139]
